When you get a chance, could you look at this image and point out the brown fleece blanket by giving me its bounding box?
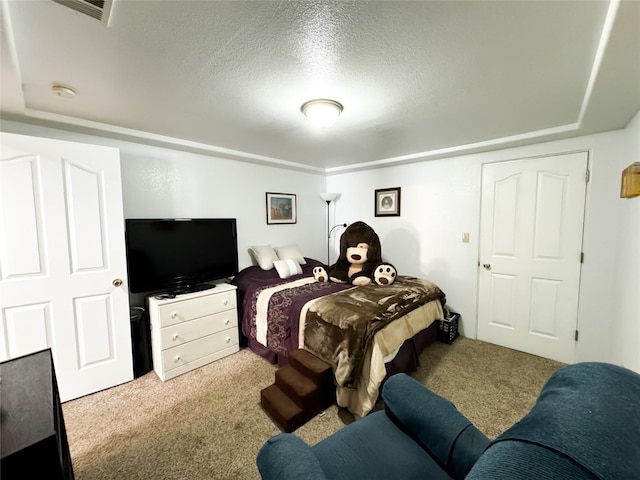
[303,276,446,388]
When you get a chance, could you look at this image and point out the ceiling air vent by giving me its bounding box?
[52,0,114,25]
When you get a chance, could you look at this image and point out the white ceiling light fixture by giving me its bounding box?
[301,99,343,128]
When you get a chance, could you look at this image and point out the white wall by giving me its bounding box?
[326,156,481,337]
[117,144,327,270]
[0,120,329,299]
[612,110,640,372]
[327,120,640,370]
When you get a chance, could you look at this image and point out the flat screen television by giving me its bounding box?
[125,218,238,294]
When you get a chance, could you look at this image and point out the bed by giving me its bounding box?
[231,255,446,417]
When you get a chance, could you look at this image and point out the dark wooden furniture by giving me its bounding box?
[261,349,335,432]
[0,349,74,479]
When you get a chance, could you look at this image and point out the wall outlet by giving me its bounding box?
[462,232,470,243]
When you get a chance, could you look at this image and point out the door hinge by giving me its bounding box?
[585,169,590,183]
[580,252,584,263]
[575,330,579,342]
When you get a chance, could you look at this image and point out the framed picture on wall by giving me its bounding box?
[375,187,401,217]
[266,192,297,224]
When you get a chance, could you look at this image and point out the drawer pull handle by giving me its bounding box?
[171,312,178,319]
[224,319,230,325]
[226,337,231,343]
[172,333,179,341]
[174,355,181,363]
[223,299,229,305]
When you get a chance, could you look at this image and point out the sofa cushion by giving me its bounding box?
[447,423,492,480]
[382,374,489,479]
[257,434,327,480]
[312,411,452,480]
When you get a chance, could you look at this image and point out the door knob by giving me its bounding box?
[113,278,123,287]
[483,263,491,271]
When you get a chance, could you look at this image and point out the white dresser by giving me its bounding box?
[147,283,239,381]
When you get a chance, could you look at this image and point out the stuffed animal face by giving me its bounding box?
[339,221,381,264]
[346,242,370,265]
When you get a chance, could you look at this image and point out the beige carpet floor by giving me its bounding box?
[62,337,563,480]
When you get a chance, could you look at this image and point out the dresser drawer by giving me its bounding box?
[148,284,238,381]
[162,328,239,371]
[157,290,236,327]
[160,310,237,348]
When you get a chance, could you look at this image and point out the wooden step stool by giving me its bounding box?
[260,349,335,432]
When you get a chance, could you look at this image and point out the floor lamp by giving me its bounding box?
[320,192,339,265]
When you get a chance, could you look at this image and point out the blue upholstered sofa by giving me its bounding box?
[257,362,640,479]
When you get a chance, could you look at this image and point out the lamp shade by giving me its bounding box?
[320,192,339,202]
[301,99,343,128]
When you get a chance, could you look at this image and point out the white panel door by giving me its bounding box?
[0,132,133,401]
[477,152,588,363]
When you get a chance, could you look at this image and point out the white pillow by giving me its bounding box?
[249,245,279,270]
[275,245,306,265]
[273,258,303,279]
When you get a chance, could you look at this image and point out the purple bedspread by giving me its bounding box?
[231,258,352,357]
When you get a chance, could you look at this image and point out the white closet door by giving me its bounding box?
[477,152,588,364]
[0,132,133,401]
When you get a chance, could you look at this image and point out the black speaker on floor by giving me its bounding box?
[130,306,152,378]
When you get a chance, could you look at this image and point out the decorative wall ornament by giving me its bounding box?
[266,192,297,224]
[375,187,401,217]
[620,162,640,198]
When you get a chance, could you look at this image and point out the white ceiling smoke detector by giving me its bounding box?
[52,84,77,98]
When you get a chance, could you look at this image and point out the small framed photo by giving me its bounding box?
[266,192,297,224]
[375,187,401,217]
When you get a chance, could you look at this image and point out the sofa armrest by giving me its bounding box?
[487,362,640,480]
[382,373,489,480]
[256,433,327,480]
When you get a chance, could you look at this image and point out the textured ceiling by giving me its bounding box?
[1,0,639,173]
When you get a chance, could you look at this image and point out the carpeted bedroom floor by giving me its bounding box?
[62,336,563,480]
